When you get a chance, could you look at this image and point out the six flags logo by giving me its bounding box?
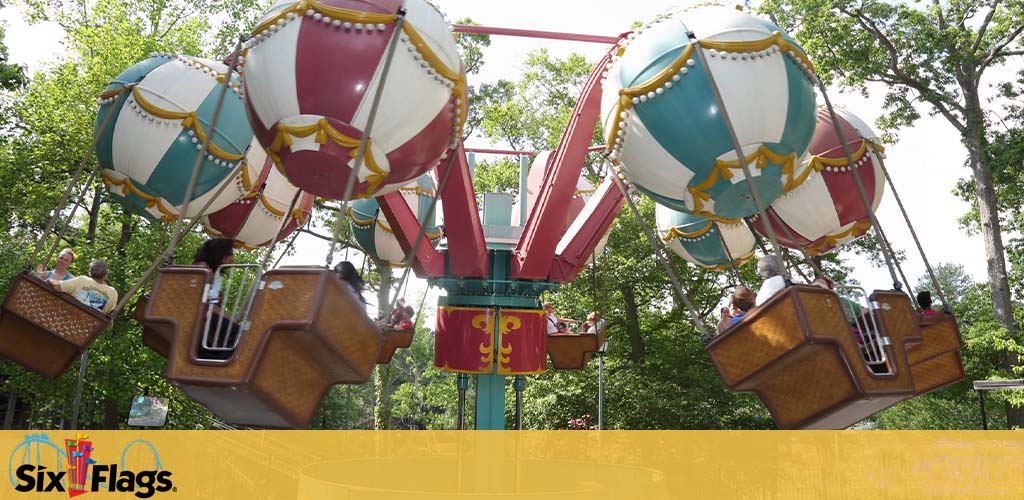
[11,434,173,498]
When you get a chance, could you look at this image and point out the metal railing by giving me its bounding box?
[199,264,263,358]
[835,285,893,374]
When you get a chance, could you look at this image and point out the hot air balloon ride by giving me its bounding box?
[349,173,441,267]
[656,204,755,271]
[600,4,817,221]
[202,143,315,249]
[96,53,252,222]
[748,108,885,255]
[241,0,467,200]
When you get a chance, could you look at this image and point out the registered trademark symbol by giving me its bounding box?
[172,487,178,492]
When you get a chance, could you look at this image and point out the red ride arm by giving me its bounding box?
[377,191,445,278]
[438,145,488,278]
[511,46,617,281]
[548,176,625,283]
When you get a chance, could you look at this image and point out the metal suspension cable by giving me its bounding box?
[874,149,951,308]
[386,148,459,315]
[690,35,790,283]
[107,35,246,317]
[40,169,98,267]
[781,248,810,283]
[743,218,813,283]
[816,79,902,291]
[714,226,746,287]
[608,165,712,339]
[272,214,309,268]
[326,11,406,268]
[258,190,304,271]
[872,218,914,294]
[109,145,248,317]
[29,90,127,268]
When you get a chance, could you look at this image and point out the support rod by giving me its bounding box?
[690,37,790,282]
[452,24,619,44]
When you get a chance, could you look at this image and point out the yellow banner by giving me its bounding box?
[1,431,1022,499]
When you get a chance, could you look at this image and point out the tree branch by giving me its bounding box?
[969,0,1000,55]
[980,23,1024,76]
[840,6,967,131]
[932,0,946,31]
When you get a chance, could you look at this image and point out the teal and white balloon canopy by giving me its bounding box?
[349,174,441,267]
[96,53,252,222]
[656,203,755,270]
[601,5,817,221]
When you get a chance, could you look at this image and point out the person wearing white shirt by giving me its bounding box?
[544,302,560,334]
[754,256,787,305]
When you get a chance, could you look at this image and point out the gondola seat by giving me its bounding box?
[547,329,606,370]
[163,267,384,429]
[706,286,919,429]
[0,272,110,380]
[377,329,414,364]
[135,266,210,359]
[905,314,965,395]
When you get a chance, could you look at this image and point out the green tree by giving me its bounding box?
[762,0,1024,426]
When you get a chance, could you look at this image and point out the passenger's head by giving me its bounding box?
[193,238,236,271]
[756,256,781,278]
[731,286,755,313]
[917,290,933,310]
[89,260,108,281]
[404,305,414,317]
[543,302,554,313]
[57,248,75,267]
[397,297,406,307]
[812,276,835,290]
[587,311,599,323]
[334,261,364,290]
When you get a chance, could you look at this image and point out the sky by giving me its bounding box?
[0,0,1010,322]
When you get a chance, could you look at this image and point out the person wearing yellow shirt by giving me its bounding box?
[48,260,118,315]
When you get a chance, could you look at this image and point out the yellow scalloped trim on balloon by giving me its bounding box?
[346,205,377,227]
[253,0,396,35]
[684,145,797,220]
[661,221,714,241]
[398,185,435,197]
[130,87,245,162]
[803,220,872,256]
[782,140,872,193]
[101,170,179,223]
[376,219,442,240]
[695,252,754,271]
[267,118,388,198]
[251,1,468,140]
[700,32,816,74]
[99,86,130,100]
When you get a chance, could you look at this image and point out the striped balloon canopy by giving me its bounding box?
[748,108,885,255]
[202,142,314,249]
[242,0,466,201]
[96,54,252,222]
[656,204,755,270]
[601,4,817,221]
[349,174,440,266]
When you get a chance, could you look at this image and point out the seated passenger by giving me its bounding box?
[388,297,407,326]
[812,276,863,320]
[544,302,561,334]
[49,260,118,315]
[37,248,75,281]
[717,286,755,334]
[334,261,367,308]
[192,238,235,272]
[917,290,944,325]
[582,311,602,334]
[754,257,786,305]
[395,305,415,331]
